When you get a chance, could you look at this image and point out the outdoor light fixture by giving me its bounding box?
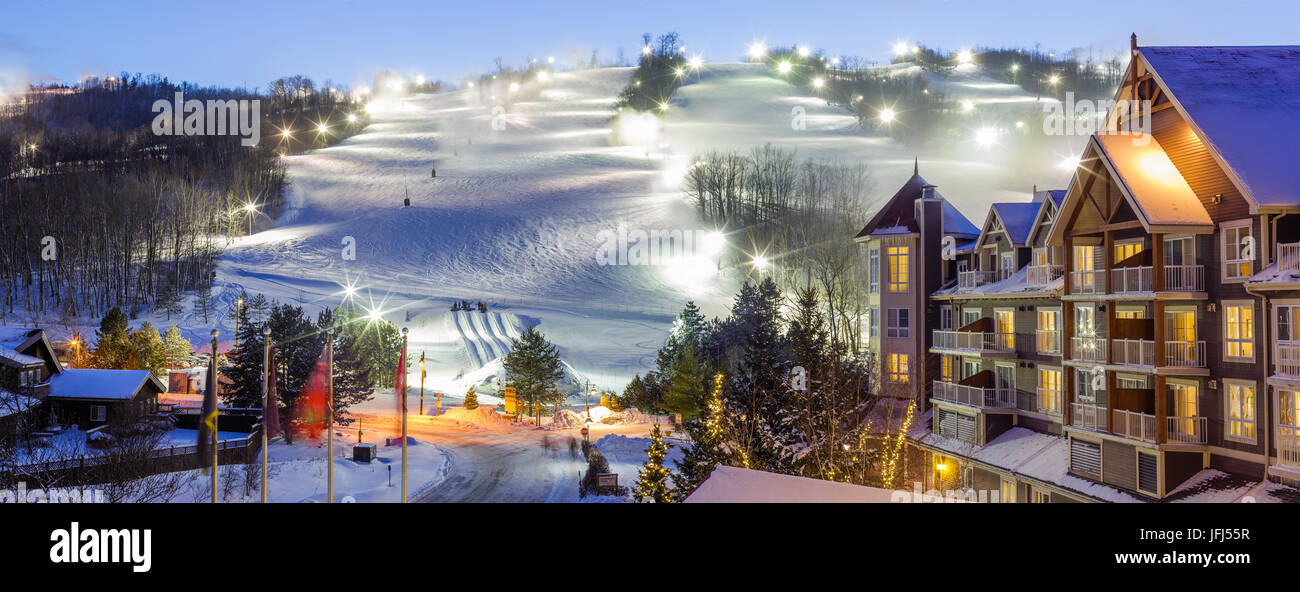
[957,50,974,64]
[748,43,767,59]
[777,61,792,74]
[879,108,896,123]
[812,77,825,88]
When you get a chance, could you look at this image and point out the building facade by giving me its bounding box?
[893,41,1300,502]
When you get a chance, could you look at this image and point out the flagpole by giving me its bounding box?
[261,326,271,503]
[210,330,219,504]
[327,327,335,504]
[401,327,409,503]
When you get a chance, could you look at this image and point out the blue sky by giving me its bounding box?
[2,0,1297,90]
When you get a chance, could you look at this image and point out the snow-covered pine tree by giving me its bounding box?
[220,300,266,409]
[162,325,192,369]
[502,327,564,426]
[634,423,675,503]
[156,284,184,321]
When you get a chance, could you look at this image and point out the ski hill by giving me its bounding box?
[205,59,1085,398]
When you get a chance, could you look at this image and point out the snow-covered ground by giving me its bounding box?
[199,61,1083,399]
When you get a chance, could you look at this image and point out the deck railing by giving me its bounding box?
[1112,339,1155,366]
[1167,416,1207,444]
[932,381,1016,409]
[932,330,1014,353]
[1278,424,1300,468]
[1071,336,1107,363]
[957,270,999,289]
[1112,409,1157,443]
[1279,242,1300,273]
[1027,264,1064,287]
[1110,266,1153,293]
[1164,340,1206,368]
[1276,342,1300,376]
[1069,270,1105,294]
[1071,403,1106,430]
[1164,265,1205,292]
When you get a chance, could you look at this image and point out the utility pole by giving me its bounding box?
[419,351,426,416]
[327,327,335,503]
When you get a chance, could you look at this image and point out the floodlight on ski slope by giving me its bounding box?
[748,42,767,59]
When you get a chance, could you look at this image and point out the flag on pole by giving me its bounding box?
[197,349,219,462]
[299,346,330,441]
[265,346,281,439]
[395,343,407,415]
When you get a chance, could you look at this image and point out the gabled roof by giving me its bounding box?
[683,465,897,503]
[1139,45,1300,210]
[1025,189,1065,245]
[0,327,54,368]
[48,369,165,401]
[989,202,1039,246]
[855,171,979,240]
[1093,133,1212,228]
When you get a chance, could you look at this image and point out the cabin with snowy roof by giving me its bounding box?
[0,327,165,435]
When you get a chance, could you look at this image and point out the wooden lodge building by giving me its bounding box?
[866,40,1300,502]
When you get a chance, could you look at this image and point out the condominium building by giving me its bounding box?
[898,40,1300,502]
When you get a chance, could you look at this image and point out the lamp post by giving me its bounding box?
[419,352,425,417]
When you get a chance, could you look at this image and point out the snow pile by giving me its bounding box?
[599,407,667,426]
[547,409,587,429]
[436,405,515,428]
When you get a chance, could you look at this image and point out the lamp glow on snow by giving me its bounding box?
[658,101,670,113]
[537,71,550,82]
[957,50,974,65]
[892,41,909,56]
[975,127,998,147]
[688,56,704,70]
[961,100,975,113]
[777,61,792,74]
[509,82,520,93]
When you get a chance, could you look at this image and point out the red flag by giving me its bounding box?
[299,346,330,441]
[395,341,407,415]
[265,346,281,439]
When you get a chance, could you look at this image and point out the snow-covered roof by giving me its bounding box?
[1141,45,1300,208]
[933,261,1061,298]
[1092,133,1212,227]
[991,202,1039,245]
[855,172,979,240]
[683,465,898,503]
[49,369,165,401]
[943,200,980,237]
[0,327,43,366]
[0,389,39,419]
[870,224,915,236]
[1031,189,1066,207]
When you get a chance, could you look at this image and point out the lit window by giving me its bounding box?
[887,353,910,384]
[1222,222,1253,280]
[1000,479,1015,503]
[1224,303,1254,360]
[887,245,909,292]
[940,355,954,383]
[1225,382,1256,442]
[1037,369,1061,414]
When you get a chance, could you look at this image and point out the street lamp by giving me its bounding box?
[243,203,257,235]
[419,352,426,416]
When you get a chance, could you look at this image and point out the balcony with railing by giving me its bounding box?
[1069,270,1105,295]
[1111,339,1155,367]
[1026,264,1064,287]
[1275,341,1300,376]
[1110,409,1157,442]
[1036,330,1061,354]
[1279,242,1300,273]
[1110,266,1153,293]
[1278,424,1300,468]
[1164,341,1206,368]
[932,381,1016,409]
[957,269,999,289]
[1163,265,1205,292]
[1071,403,1106,430]
[1070,336,1107,363]
[1167,416,1207,444]
[932,330,1015,354]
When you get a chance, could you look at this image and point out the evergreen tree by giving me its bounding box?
[161,325,192,369]
[246,293,272,326]
[787,286,830,383]
[674,372,729,493]
[319,307,375,419]
[334,303,403,388]
[91,306,132,369]
[662,343,708,420]
[634,423,675,503]
[129,322,166,375]
[502,327,564,426]
[221,299,266,409]
[463,387,478,410]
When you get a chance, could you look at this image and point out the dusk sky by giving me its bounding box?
[2,0,1298,90]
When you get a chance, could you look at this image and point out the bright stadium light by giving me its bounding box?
[777,61,792,74]
[748,42,767,59]
[879,108,896,123]
[957,50,974,64]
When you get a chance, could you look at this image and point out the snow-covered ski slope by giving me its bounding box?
[216,61,1083,392]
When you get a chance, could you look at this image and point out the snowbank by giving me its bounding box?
[435,405,516,428]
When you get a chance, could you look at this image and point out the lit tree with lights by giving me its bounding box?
[634,424,675,503]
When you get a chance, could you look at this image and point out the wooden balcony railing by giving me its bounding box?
[1110,266,1153,293]
[1164,265,1205,292]
[1167,416,1207,444]
[1164,341,1206,368]
[932,330,1014,353]
[1071,336,1107,363]
[1112,409,1157,443]
[1276,342,1300,376]
[957,269,1000,289]
[1278,424,1300,468]
[1071,403,1106,430]
[932,381,1016,409]
[1279,242,1300,273]
[1111,339,1155,366]
[1027,264,1064,287]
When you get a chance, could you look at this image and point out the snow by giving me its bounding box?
[683,465,897,503]
[933,260,1061,297]
[0,326,43,366]
[0,389,39,419]
[47,369,160,400]
[1141,46,1300,208]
